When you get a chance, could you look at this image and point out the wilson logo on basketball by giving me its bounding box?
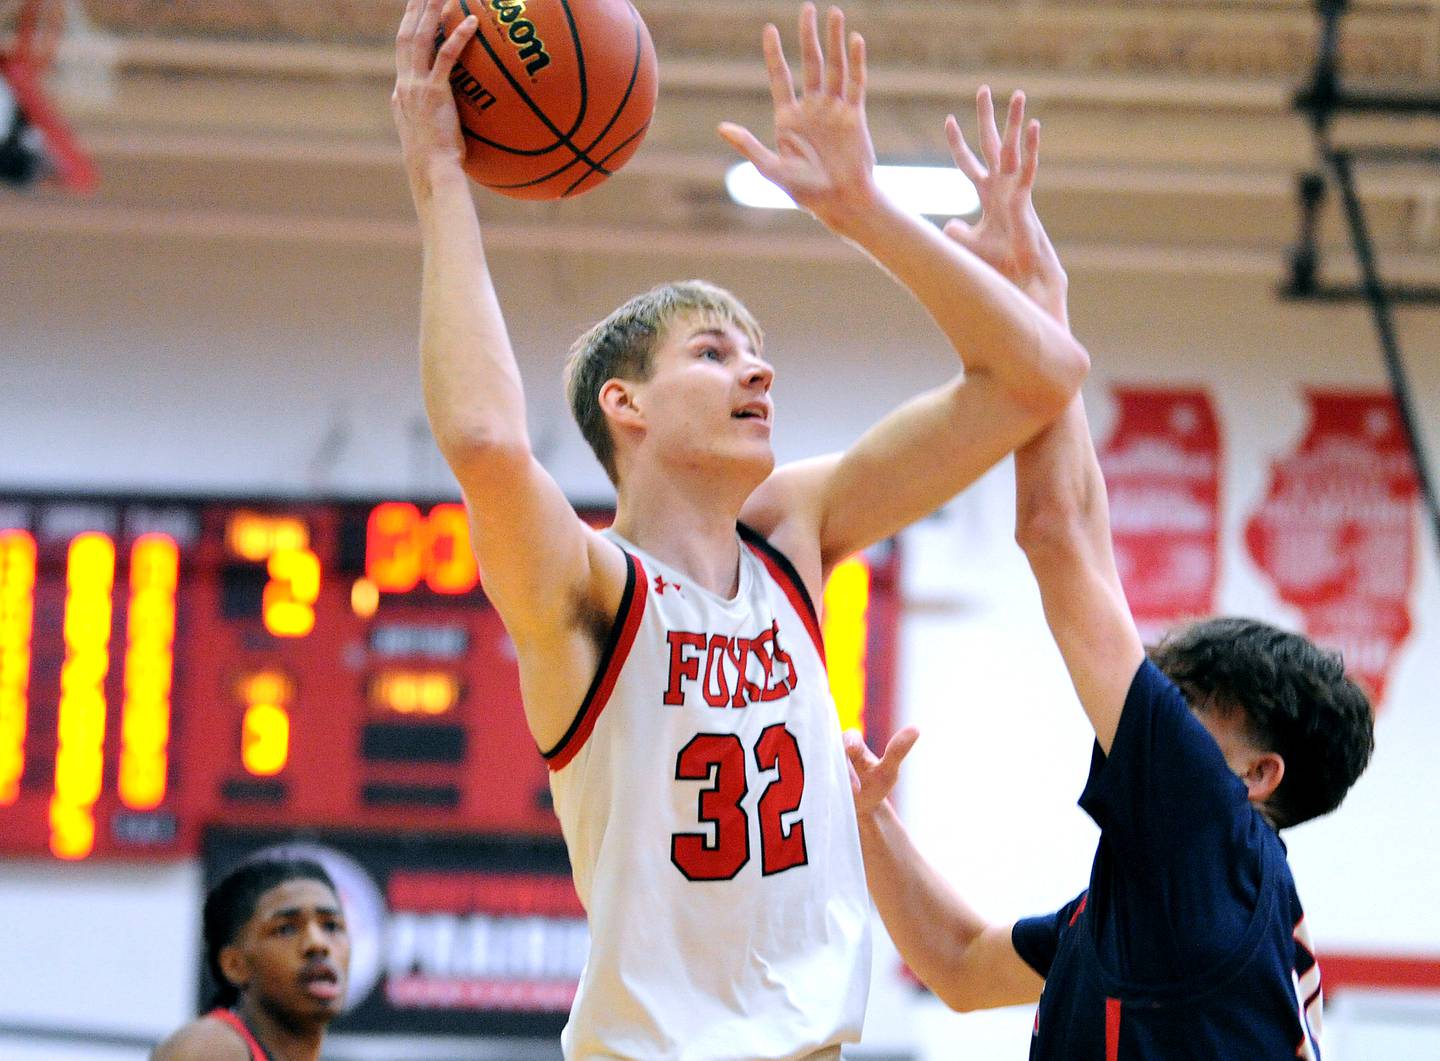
[486,0,552,76]
[449,62,498,110]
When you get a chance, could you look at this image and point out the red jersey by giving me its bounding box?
[205,1009,272,1061]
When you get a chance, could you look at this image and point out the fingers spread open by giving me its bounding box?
[942,216,976,249]
[799,2,824,96]
[880,726,920,773]
[824,6,847,97]
[718,121,781,178]
[762,23,796,109]
[1000,90,1025,174]
[845,30,866,107]
[843,730,879,770]
[976,84,1002,172]
[945,114,986,182]
[1020,119,1041,189]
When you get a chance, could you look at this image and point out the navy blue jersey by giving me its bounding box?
[1012,660,1323,1060]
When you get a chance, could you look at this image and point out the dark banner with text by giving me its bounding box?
[201,827,584,1037]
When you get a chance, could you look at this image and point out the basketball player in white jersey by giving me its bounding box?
[391,2,1089,1057]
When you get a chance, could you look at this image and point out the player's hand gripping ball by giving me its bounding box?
[439,0,658,199]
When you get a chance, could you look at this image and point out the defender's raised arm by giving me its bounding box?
[723,6,1088,580]
[942,84,1145,752]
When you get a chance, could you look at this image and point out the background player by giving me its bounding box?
[846,86,1375,1058]
[391,1,1088,1056]
[151,856,349,1061]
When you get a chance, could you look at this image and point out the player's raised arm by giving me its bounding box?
[843,730,1043,1011]
[722,5,1088,578]
[936,86,1143,751]
[391,0,625,747]
[1012,398,1143,753]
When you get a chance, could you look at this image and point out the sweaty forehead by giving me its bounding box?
[251,879,340,923]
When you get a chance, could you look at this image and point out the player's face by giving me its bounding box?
[234,879,350,1024]
[638,314,776,479]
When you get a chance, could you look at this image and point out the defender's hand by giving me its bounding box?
[844,726,919,818]
[718,4,880,229]
[391,0,479,186]
[944,87,1069,327]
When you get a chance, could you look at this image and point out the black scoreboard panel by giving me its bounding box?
[0,491,898,861]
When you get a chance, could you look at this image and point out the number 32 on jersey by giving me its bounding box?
[671,723,807,881]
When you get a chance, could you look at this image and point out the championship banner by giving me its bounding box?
[201,827,584,1038]
[1244,391,1418,705]
[1098,387,1222,644]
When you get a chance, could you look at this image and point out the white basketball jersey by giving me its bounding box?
[544,526,871,1060]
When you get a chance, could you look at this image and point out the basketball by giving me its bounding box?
[438,0,658,200]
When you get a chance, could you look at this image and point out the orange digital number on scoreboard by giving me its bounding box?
[366,502,424,593]
[366,502,479,595]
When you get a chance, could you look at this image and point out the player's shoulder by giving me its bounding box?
[739,458,834,590]
[742,454,836,528]
[1118,658,1194,730]
[150,1014,253,1061]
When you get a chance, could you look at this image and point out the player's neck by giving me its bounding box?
[234,997,324,1061]
[612,478,746,598]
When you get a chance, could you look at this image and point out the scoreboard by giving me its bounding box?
[0,491,898,861]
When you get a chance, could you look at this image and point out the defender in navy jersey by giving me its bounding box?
[845,86,1373,1059]
[152,857,348,1061]
[392,0,1089,1053]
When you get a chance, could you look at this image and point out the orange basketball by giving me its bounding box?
[439,0,658,200]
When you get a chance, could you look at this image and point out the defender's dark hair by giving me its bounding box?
[1148,617,1375,830]
[202,856,337,1009]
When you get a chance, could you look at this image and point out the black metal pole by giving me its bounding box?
[1324,145,1440,552]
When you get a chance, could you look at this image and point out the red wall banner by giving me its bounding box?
[1098,387,1222,644]
[1244,391,1418,705]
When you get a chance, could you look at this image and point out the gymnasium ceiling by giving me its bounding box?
[7,0,1440,283]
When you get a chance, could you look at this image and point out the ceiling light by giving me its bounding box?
[725,162,980,218]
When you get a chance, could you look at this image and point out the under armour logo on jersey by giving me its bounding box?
[654,574,682,595]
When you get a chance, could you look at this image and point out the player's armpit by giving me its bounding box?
[149,1020,252,1061]
[934,922,1045,1013]
[454,452,629,748]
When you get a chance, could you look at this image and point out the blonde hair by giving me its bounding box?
[564,280,763,485]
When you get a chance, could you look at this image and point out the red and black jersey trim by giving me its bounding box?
[542,551,648,772]
[737,523,825,663]
[206,1009,272,1061]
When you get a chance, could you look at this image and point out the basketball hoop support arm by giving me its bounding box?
[1282,0,1440,559]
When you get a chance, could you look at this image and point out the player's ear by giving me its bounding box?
[218,944,251,995]
[1243,750,1284,805]
[599,378,644,430]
